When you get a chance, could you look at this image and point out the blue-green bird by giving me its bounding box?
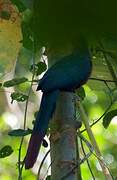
[25,44,92,169]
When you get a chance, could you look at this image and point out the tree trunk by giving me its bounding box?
[50,92,82,180]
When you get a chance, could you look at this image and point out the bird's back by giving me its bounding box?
[38,50,92,93]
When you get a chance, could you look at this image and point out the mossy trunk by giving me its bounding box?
[50,92,82,180]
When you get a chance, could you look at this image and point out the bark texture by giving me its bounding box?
[50,92,81,180]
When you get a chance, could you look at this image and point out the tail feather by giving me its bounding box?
[25,90,59,169]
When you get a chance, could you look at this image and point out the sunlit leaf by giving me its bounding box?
[8,129,32,137]
[3,77,28,87]
[0,145,13,158]
[0,19,22,78]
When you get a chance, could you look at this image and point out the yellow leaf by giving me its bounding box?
[0,17,22,78]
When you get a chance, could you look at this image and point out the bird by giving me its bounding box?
[24,42,92,169]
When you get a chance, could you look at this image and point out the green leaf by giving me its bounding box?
[8,129,32,137]
[0,145,13,158]
[36,62,47,75]
[22,9,32,23]
[3,77,28,87]
[103,109,117,128]
[0,11,11,20]
[0,83,2,87]
[76,87,86,100]
[11,0,27,12]
[46,176,51,180]
[11,92,28,103]
[21,21,33,50]
[30,62,47,76]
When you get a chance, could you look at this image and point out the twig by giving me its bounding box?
[89,77,117,83]
[78,133,94,153]
[42,159,55,180]
[37,150,50,180]
[90,151,114,180]
[79,135,114,180]
[77,99,113,180]
[81,102,112,133]
[18,51,36,179]
[61,140,93,180]
[80,136,95,180]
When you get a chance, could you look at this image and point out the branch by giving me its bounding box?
[90,77,117,83]
[18,50,36,179]
[81,102,112,133]
[80,136,95,180]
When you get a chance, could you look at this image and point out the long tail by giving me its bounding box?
[25,90,59,169]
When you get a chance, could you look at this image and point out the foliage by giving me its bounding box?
[0,0,117,180]
[32,0,117,49]
[0,1,22,66]
[10,0,27,12]
[30,62,47,76]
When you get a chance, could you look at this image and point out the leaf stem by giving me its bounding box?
[18,53,36,179]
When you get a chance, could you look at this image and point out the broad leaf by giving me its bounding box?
[8,129,32,137]
[3,77,28,87]
[10,92,28,103]
[0,145,13,158]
